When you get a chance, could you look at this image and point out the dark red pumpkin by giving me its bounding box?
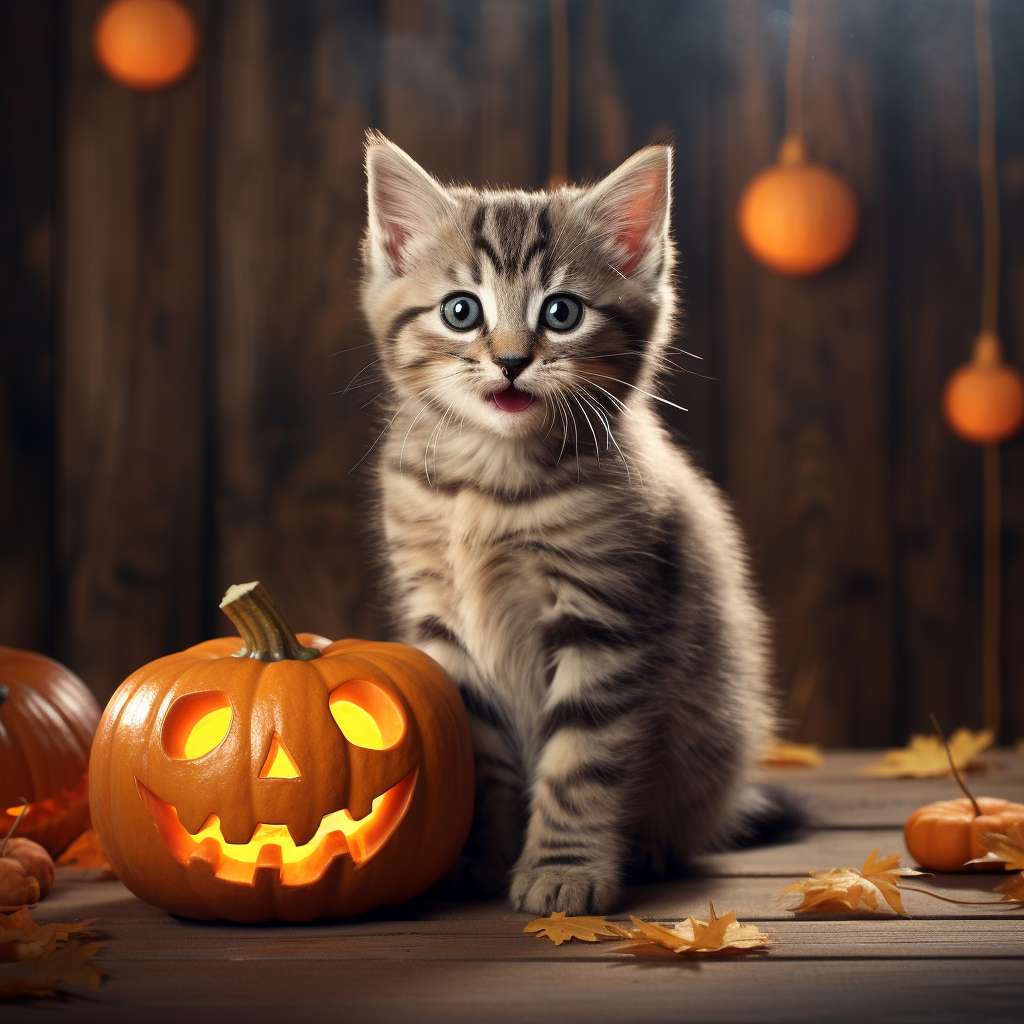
[0,649,101,855]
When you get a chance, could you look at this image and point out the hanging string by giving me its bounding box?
[975,0,1000,335]
[973,0,1002,736]
[784,0,809,142]
[549,0,570,188]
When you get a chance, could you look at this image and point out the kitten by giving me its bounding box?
[359,132,799,916]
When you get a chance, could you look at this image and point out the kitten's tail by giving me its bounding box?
[713,783,810,850]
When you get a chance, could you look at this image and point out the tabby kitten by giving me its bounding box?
[360,133,795,916]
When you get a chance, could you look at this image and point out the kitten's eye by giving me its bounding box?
[440,293,483,331]
[540,294,583,332]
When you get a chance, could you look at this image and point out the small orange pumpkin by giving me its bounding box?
[93,0,199,91]
[0,649,101,855]
[943,331,1024,445]
[89,583,474,923]
[904,796,1024,873]
[737,135,859,277]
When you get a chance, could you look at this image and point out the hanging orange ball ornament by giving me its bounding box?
[943,331,1024,445]
[93,0,199,91]
[737,135,859,277]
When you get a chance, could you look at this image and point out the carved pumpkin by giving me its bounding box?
[904,796,1024,873]
[737,135,859,277]
[0,649,101,855]
[93,0,199,91]
[943,331,1024,445]
[89,583,474,923]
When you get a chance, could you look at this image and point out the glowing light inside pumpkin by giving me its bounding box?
[5,805,27,816]
[184,705,232,759]
[259,734,301,779]
[331,701,384,749]
[328,679,405,749]
[136,769,417,885]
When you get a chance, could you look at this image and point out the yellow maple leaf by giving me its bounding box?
[523,911,629,945]
[759,739,823,768]
[56,830,112,873]
[626,902,769,955]
[994,872,1024,902]
[778,849,924,917]
[861,728,993,778]
[967,822,1024,872]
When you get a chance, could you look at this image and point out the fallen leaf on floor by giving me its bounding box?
[778,848,924,917]
[0,907,104,1000]
[967,822,1024,871]
[623,901,770,955]
[759,739,823,767]
[861,729,993,778]
[523,911,629,945]
[56,831,112,874]
[966,822,1024,901]
[994,872,1024,902]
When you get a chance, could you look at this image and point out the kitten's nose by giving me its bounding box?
[494,355,532,382]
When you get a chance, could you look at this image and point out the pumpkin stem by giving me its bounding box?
[929,712,982,817]
[0,801,29,859]
[219,582,322,663]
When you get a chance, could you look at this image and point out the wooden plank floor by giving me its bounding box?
[8,750,1024,1023]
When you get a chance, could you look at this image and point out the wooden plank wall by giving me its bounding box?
[0,0,1022,745]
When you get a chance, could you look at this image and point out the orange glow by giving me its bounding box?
[328,680,405,749]
[136,769,417,886]
[331,701,383,749]
[184,706,232,759]
[259,734,301,779]
[163,691,232,760]
[5,805,27,816]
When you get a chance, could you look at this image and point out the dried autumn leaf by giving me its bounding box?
[967,822,1024,871]
[862,729,993,778]
[625,902,769,956]
[56,830,111,873]
[760,739,823,768]
[28,939,104,991]
[994,872,1024,902]
[523,911,629,945]
[778,849,924,917]
[0,907,104,1000]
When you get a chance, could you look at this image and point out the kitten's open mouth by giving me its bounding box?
[489,386,535,413]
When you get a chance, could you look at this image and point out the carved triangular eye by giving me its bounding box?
[259,733,301,779]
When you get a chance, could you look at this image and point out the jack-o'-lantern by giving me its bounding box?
[89,583,474,923]
[0,649,101,855]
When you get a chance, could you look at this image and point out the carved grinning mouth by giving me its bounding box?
[135,769,417,886]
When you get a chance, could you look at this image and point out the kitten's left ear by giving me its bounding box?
[589,146,672,279]
[365,132,456,275]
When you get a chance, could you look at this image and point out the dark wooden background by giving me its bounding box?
[2,0,1023,745]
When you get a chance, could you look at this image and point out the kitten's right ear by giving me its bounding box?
[365,132,454,275]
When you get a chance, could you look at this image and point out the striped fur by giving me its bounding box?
[359,133,784,915]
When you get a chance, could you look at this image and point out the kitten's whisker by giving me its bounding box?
[578,385,637,486]
[335,359,381,397]
[328,341,376,357]
[583,379,632,416]
[569,391,601,467]
[581,372,688,414]
[399,400,433,476]
[607,263,627,281]
[349,391,411,474]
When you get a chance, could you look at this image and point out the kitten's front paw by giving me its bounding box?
[509,864,620,916]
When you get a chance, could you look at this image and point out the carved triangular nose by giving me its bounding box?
[259,733,301,778]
